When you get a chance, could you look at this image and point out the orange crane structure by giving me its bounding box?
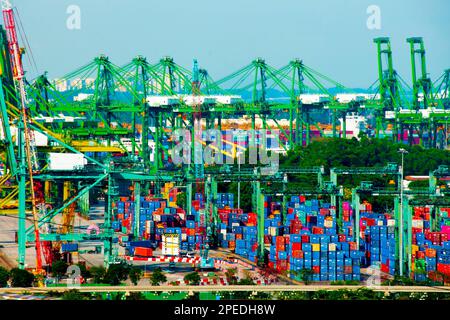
[1,0,43,274]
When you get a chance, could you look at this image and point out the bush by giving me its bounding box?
[62,289,88,300]
[10,268,34,287]
[237,277,255,285]
[0,266,9,287]
[184,272,201,285]
[150,267,166,286]
[126,292,145,300]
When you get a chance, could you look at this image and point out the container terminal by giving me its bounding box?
[0,0,449,296]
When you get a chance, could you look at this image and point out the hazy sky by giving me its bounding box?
[11,0,450,88]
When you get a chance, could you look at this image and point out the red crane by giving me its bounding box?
[1,0,43,272]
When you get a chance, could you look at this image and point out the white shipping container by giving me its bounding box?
[385,111,396,119]
[412,219,423,229]
[162,234,180,256]
[214,95,242,104]
[324,220,333,228]
[147,96,179,106]
[183,95,216,106]
[33,130,49,146]
[73,93,93,102]
[48,153,87,171]
[269,227,277,236]
[387,219,396,227]
[328,243,336,251]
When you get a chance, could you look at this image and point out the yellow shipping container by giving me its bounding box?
[411,244,419,255]
[312,244,320,252]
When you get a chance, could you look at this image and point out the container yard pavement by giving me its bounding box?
[0,205,108,269]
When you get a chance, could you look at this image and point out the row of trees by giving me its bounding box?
[0,266,35,287]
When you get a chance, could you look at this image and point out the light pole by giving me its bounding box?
[398,148,408,277]
[237,151,242,209]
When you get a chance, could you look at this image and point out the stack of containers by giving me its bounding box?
[264,198,361,281]
[216,193,234,209]
[115,185,210,255]
[410,206,450,283]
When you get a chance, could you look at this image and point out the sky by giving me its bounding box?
[10,0,450,88]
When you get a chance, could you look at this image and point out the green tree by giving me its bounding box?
[77,263,91,280]
[89,266,106,284]
[0,266,9,287]
[10,268,35,287]
[237,277,255,285]
[299,269,313,285]
[150,267,166,286]
[51,260,68,278]
[103,263,130,285]
[184,272,201,285]
[129,267,143,286]
[224,268,238,285]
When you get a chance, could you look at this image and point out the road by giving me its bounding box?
[1,285,449,294]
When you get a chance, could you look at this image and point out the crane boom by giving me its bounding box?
[1,0,43,271]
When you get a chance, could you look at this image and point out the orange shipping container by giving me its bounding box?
[425,248,436,258]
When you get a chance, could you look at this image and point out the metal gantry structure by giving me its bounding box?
[0,2,448,280]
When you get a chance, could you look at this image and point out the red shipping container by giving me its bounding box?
[349,242,358,251]
[338,234,346,242]
[344,266,352,274]
[276,236,285,245]
[134,247,153,257]
[416,251,425,259]
[291,226,302,234]
[284,235,290,245]
[292,250,304,259]
[292,243,302,251]
[301,235,310,243]
[312,266,320,274]
[122,219,130,228]
[278,260,288,268]
[288,208,294,214]
[312,227,324,235]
